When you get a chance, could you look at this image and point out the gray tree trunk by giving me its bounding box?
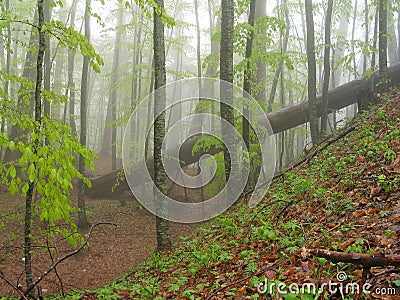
[77,0,91,230]
[321,0,333,135]
[305,0,320,144]
[154,0,171,252]
[378,0,388,92]
[220,0,235,183]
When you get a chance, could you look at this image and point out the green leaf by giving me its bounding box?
[9,166,16,178]
[22,183,30,196]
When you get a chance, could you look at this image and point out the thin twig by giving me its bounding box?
[24,222,117,296]
[0,271,29,300]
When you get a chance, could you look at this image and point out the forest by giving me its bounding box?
[0,0,400,299]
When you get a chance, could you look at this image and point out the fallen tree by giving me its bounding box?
[87,63,400,199]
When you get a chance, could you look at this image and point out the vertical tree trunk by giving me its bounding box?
[378,0,388,92]
[363,0,369,74]
[65,0,77,134]
[154,0,171,252]
[305,0,319,144]
[351,0,358,78]
[220,0,235,183]
[331,15,349,88]
[267,2,290,113]
[110,2,124,171]
[254,0,267,102]
[78,0,91,230]
[24,0,45,294]
[321,0,333,135]
[371,7,378,70]
[387,10,398,64]
[242,0,255,153]
[43,0,51,119]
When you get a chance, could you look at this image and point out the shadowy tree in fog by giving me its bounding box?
[321,0,333,135]
[305,0,319,144]
[378,0,388,92]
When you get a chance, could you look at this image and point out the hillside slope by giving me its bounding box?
[65,91,399,299]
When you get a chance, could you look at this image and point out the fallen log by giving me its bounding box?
[87,63,400,199]
[306,248,400,268]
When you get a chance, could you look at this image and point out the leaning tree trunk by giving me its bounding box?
[86,63,400,199]
[153,0,171,252]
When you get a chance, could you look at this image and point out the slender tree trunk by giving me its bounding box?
[78,0,91,230]
[321,0,333,135]
[65,0,77,134]
[378,0,388,92]
[43,0,51,119]
[371,7,379,70]
[398,1,400,62]
[331,15,349,88]
[267,3,290,113]
[254,0,267,102]
[388,10,398,65]
[351,0,358,78]
[305,0,319,144]
[24,0,45,294]
[363,0,369,74]
[242,0,255,153]
[110,3,124,171]
[220,0,235,183]
[154,0,171,252]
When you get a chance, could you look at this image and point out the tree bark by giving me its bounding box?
[220,0,235,184]
[320,0,333,135]
[378,0,388,92]
[154,0,171,252]
[267,2,290,113]
[242,0,256,153]
[77,0,91,230]
[110,2,124,171]
[305,0,320,144]
[24,0,45,294]
[254,0,267,102]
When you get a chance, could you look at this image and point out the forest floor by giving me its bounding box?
[1,90,400,299]
[0,157,200,297]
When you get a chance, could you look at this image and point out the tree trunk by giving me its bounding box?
[363,0,369,74]
[267,2,290,113]
[65,0,77,135]
[305,0,319,144]
[331,15,349,88]
[24,0,45,294]
[378,0,388,92]
[110,2,124,171]
[387,9,398,65]
[220,0,235,183]
[351,0,358,78]
[254,0,267,102]
[78,0,91,230]
[242,0,256,153]
[154,0,171,252]
[320,0,333,135]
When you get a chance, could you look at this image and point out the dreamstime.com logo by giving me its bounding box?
[122,78,276,223]
[257,271,398,297]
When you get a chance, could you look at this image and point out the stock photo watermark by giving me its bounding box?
[257,271,398,297]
